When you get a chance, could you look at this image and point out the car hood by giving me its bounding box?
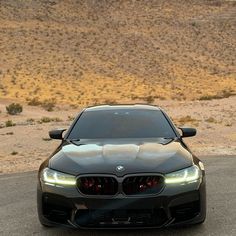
[49,139,193,176]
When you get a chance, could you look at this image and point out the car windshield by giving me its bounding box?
[68,109,176,139]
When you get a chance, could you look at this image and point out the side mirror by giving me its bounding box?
[179,127,196,138]
[49,129,66,140]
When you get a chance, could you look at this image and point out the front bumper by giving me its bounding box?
[37,177,206,229]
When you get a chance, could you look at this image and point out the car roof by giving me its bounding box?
[85,104,161,112]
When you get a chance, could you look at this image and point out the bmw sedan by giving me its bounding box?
[37,104,206,229]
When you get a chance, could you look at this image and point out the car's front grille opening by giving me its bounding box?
[75,208,167,228]
[170,200,200,222]
[77,176,118,195]
[122,175,164,195]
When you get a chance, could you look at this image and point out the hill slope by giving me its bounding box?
[0,0,235,105]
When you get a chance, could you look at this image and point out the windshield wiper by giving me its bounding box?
[66,139,81,145]
[161,137,177,144]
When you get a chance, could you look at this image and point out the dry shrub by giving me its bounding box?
[6,103,23,115]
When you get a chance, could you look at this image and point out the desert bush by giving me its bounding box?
[11,151,18,155]
[6,103,23,115]
[28,98,56,111]
[5,120,16,127]
[6,132,14,135]
[53,117,63,122]
[199,89,235,101]
[205,117,217,123]
[67,115,75,121]
[41,100,55,111]
[42,137,52,141]
[39,117,62,123]
[144,96,155,103]
[225,122,232,127]
[27,97,41,106]
[39,117,52,123]
[178,116,198,126]
[70,104,78,109]
[26,118,35,124]
[104,99,117,105]
[26,118,35,122]
[199,95,214,101]
[191,21,197,27]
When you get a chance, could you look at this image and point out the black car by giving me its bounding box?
[37,104,206,229]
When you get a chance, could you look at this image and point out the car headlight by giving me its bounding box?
[198,161,205,171]
[165,165,201,184]
[41,168,76,186]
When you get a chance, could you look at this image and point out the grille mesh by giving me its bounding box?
[78,176,118,195]
[122,175,164,195]
[77,175,164,196]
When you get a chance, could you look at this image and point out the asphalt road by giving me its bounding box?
[1,155,236,236]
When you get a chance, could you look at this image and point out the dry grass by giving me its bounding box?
[38,117,62,124]
[199,89,236,101]
[176,115,199,126]
[11,151,18,156]
[205,117,218,123]
[5,120,16,127]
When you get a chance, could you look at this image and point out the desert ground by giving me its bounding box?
[0,96,235,174]
[0,0,235,173]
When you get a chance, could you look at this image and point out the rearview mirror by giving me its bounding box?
[49,129,66,140]
[179,127,196,138]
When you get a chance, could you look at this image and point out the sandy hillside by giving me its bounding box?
[0,0,235,105]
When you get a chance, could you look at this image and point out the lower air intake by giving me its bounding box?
[75,208,168,228]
